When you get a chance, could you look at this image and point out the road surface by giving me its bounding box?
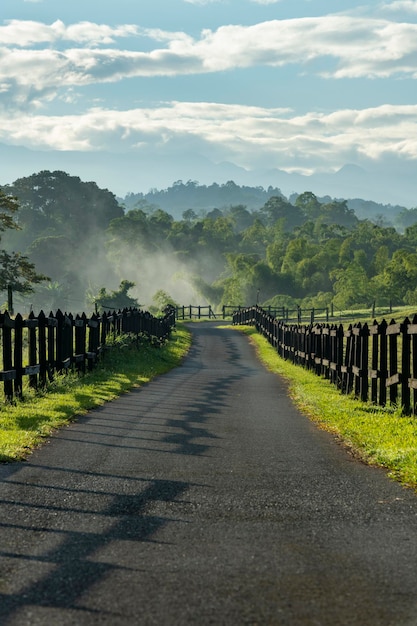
[0,322,417,625]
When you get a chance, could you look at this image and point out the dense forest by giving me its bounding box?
[122,179,409,227]
[1,170,417,314]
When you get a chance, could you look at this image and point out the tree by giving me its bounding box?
[317,199,358,230]
[182,209,197,222]
[227,205,254,232]
[0,191,48,295]
[90,280,140,312]
[150,290,180,315]
[27,235,73,281]
[396,207,417,232]
[241,218,269,254]
[295,191,322,220]
[331,260,372,309]
[259,196,304,230]
[372,249,417,305]
[4,170,124,243]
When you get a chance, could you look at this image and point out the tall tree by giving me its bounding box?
[4,170,124,244]
[0,191,47,295]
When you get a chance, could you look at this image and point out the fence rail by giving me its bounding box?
[233,305,417,415]
[175,305,217,320]
[0,307,175,402]
[175,305,328,321]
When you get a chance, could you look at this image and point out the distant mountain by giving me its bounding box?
[0,142,416,209]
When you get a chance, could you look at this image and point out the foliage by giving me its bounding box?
[4,171,417,312]
[3,170,123,243]
[1,171,122,307]
[149,289,180,315]
[90,280,140,312]
[123,179,285,217]
[0,190,48,294]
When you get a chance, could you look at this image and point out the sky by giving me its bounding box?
[1,0,417,203]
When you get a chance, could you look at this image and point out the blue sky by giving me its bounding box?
[1,0,417,200]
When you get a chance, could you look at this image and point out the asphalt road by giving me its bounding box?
[1,322,417,625]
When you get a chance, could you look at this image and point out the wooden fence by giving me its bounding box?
[0,307,175,402]
[175,305,217,320]
[176,304,328,321]
[233,305,417,415]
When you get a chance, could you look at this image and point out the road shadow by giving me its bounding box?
[0,465,193,623]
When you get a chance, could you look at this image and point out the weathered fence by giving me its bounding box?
[223,305,331,322]
[175,304,329,321]
[175,305,217,320]
[233,305,417,415]
[0,307,175,402]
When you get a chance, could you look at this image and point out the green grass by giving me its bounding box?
[234,325,417,491]
[0,326,192,463]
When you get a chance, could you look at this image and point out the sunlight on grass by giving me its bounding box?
[0,325,192,462]
[234,325,417,491]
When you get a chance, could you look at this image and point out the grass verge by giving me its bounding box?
[235,325,417,491]
[0,325,192,463]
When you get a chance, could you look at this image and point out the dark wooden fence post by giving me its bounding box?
[27,311,39,390]
[47,312,57,381]
[55,309,64,372]
[65,313,74,372]
[410,314,417,414]
[370,320,379,404]
[88,313,100,369]
[359,323,369,402]
[322,325,330,380]
[387,319,400,406]
[2,312,15,401]
[379,319,388,406]
[74,313,87,374]
[13,313,24,399]
[342,324,354,394]
[401,318,411,414]
[38,311,47,388]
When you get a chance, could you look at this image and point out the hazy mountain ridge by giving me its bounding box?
[122,181,407,227]
[0,142,416,210]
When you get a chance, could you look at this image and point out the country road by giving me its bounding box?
[0,322,417,625]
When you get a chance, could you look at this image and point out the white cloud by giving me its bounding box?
[1,103,416,172]
[0,14,417,109]
[0,19,138,47]
[381,0,417,12]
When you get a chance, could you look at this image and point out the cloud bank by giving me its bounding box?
[1,102,416,174]
[1,14,417,109]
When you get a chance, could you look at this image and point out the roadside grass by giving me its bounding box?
[0,325,192,463]
[235,325,417,491]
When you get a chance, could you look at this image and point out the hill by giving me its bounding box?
[121,181,407,226]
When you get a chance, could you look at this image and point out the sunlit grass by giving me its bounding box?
[0,325,192,462]
[235,325,417,491]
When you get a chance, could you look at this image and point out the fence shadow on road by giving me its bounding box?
[0,464,192,623]
[0,322,261,622]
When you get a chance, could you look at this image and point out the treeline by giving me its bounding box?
[2,170,417,313]
[123,179,285,216]
[122,179,410,228]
